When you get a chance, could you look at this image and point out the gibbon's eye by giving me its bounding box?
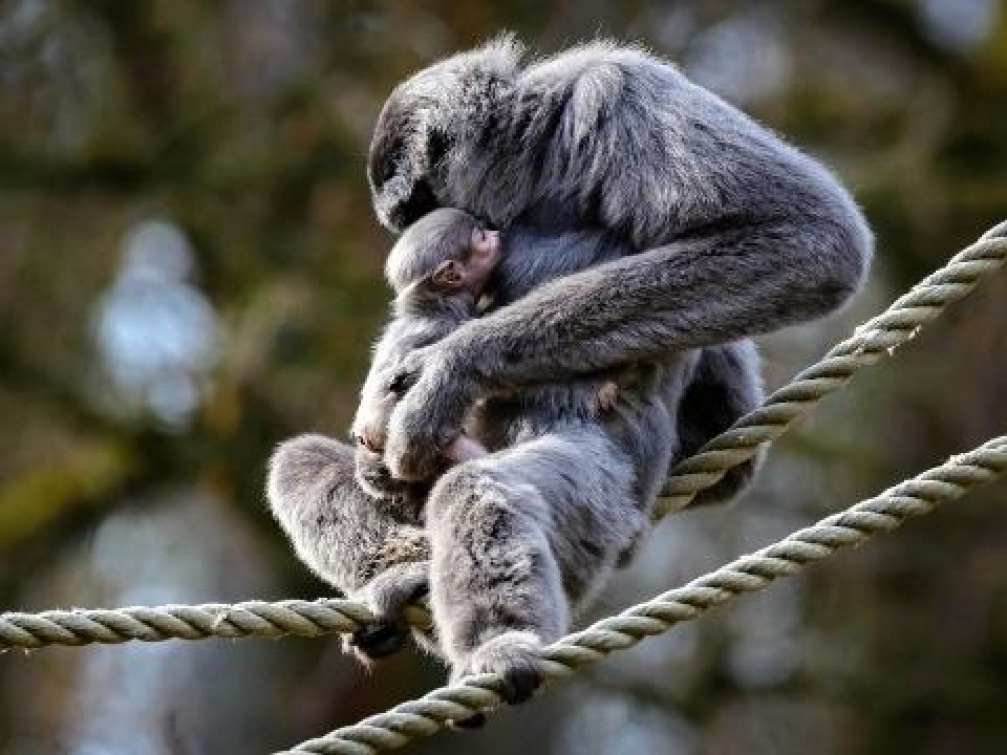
[427,129,449,170]
[387,371,409,396]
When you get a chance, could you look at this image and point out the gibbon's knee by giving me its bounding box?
[267,433,355,518]
[267,433,427,597]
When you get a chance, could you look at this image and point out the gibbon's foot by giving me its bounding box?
[451,630,547,724]
[349,562,430,662]
[366,564,429,620]
[350,623,409,661]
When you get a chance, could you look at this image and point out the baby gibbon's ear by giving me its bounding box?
[431,259,464,290]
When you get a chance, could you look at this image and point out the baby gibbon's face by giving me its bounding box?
[430,224,501,296]
[463,225,501,294]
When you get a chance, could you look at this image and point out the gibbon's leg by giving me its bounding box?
[267,434,431,661]
[424,424,641,703]
[675,339,766,506]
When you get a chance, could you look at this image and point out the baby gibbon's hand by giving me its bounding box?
[386,344,435,395]
[383,346,477,482]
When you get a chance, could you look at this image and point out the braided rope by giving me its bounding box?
[1,223,1004,652]
[0,600,431,650]
[282,435,1007,754]
[656,221,1007,516]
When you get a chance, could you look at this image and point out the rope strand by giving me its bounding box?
[0,600,431,651]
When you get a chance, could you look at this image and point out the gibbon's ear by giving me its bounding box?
[431,259,464,290]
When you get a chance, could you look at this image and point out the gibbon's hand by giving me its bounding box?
[384,343,478,481]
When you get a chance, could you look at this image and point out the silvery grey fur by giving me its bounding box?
[268,35,872,702]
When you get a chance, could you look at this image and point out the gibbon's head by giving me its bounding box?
[385,208,501,298]
[368,34,524,232]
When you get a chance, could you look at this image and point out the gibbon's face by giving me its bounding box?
[429,223,501,297]
[463,225,501,294]
[367,84,445,232]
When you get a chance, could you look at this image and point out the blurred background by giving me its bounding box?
[0,1,1005,753]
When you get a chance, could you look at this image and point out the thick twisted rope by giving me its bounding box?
[283,435,1007,754]
[0,600,431,650]
[656,220,1007,516]
[1,222,1004,652]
